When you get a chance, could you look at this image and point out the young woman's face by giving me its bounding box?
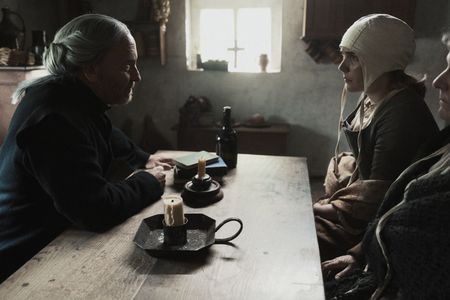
[432,51,450,122]
[338,50,364,92]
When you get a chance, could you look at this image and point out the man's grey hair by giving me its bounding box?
[443,31,450,50]
[12,14,131,103]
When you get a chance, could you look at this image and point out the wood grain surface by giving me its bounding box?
[0,152,324,299]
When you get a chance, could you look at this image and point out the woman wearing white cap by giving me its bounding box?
[314,14,438,262]
[322,31,450,300]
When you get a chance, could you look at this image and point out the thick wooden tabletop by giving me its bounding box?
[0,152,324,299]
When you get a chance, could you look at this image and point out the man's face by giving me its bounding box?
[432,52,450,122]
[338,50,364,92]
[90,34,141,106]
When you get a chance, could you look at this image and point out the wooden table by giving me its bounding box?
[0,152,324,299]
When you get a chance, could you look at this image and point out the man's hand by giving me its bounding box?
[126,166,167,189]
[144,166,166,188]
[145,154,173,170]
[322,254,360,280]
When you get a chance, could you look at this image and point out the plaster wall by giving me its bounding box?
[106,0,449,176]
[2,0,449,176]
[0,0,60,48]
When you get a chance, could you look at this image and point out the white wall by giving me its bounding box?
[4,0,449,176]
[106,0,449,176]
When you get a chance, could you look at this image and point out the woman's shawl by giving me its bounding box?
[367,144,450,299]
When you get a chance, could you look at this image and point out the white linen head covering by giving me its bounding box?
[340,14,415,91]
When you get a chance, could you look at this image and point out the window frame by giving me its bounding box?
[186,0,282,73]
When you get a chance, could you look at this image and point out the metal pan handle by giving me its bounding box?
[214,218,243,244]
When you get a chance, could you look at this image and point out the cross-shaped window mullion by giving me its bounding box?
[227,9,244,68]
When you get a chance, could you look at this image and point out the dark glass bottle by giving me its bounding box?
[31,30,47,65]
[216,106,237,168]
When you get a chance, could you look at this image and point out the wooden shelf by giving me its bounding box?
[0,66,46,71]
[175,123,291,156]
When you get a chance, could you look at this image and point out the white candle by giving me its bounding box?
[163,194,185,226]
[198,157,206,178]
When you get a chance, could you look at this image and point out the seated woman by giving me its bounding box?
[313,14,439,261]
[323,31,450,300]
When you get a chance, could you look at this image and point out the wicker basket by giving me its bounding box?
[0,47,35,66]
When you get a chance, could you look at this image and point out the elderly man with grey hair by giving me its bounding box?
[0,14,171,282]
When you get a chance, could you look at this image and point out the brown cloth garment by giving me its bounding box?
[316,153,390,261]
[315,86,438,262]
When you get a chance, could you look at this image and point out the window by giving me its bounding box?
[186,0,282,73]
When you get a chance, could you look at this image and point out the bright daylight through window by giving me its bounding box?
[186,0,282,73]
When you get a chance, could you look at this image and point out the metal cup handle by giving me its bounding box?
[214,218,243,244]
